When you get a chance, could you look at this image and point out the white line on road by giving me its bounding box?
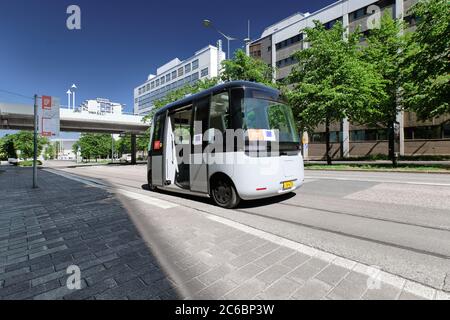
[305,176,450,187]
[45,169,178,210]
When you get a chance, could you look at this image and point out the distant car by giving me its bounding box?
[8,158,19,165]
[120,154,132,163]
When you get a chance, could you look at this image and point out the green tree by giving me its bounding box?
[77,133,113,162]
[221,49,275,86]
[12,131,48,159]
[286,21,385,164]
[115,133,148,156]
[363,12,409,166]
[0,135,17,160]
[403,0,450,119]
[44,143,56,160]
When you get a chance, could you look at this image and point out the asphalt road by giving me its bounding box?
[52,164,450,291]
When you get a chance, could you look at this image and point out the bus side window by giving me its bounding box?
[210,91,230,133]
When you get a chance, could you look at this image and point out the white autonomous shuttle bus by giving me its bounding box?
[147,81,304,208]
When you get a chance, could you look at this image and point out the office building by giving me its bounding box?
[134,45,226,116]
[250,0,450,158]
[79,98,124,116]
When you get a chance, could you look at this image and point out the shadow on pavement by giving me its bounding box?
[0,166,180,300]
[141,184,297,209]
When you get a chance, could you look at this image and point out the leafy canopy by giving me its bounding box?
[362,12,409,126]
[0,131,48,159]
[286,21,386,132]
[221,49,275,86]
[403,0,450,119]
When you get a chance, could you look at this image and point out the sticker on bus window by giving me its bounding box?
[248,129,277,141]
[193,134,203,146]
[153,140,162,150]
[248,129,264,141]
[264,130,277,142]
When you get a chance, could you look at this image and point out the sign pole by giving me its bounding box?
[33,94,38,189]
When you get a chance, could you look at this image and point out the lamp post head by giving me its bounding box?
[202,19,212,28]
[66,90,71,95]
[71,84,77,91]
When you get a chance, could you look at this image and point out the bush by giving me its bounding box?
[18,160,42,167]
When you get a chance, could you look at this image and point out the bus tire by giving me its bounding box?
[147,170,157,192]
[211,175,240,209]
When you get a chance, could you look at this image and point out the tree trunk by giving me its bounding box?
[325,117,332,165]
[388,121,398,168]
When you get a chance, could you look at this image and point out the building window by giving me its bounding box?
[310,132,339,143]
[146,84,150,91]
[192,59,199,70]
[155,79,160,87]
[411,126,442,140]
[160,77,165,85]
[192,72,199,81]
[275,34,303,50]
[185,64,191,73]
[201,67,209,77]
[323,18,342,30]
[351,8,366,21]
[443,122,450,139]
[178,67,184,77]
[172,70,177,80]
[166,74,171,82]
[151,82,155,89]
[276,56,297,68]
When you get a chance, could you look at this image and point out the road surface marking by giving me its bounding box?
[305,175,450,187]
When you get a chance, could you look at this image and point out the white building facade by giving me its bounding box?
[134,45,225,116]
[79,98,124,116]
[50,139,78,160]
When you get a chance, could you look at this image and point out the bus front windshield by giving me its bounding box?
[242,95,300,144]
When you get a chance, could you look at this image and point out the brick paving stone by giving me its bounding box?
[315,264,349,287]
[280,252,311,269]
[259,278,299,300]
[362,283,402,300]
[225,263,265,285]
[224,278,268,300]
[291,278,332,300]
[256,264,292,285]
[197,264,236,286]
[286,258,329,285]
[327,271,370,300]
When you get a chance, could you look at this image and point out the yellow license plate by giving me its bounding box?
[282,181,294,190]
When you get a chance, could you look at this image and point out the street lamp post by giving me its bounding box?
[202,19,237,60]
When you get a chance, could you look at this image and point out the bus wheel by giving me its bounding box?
[147,171,157,192]
[211,177,240,209]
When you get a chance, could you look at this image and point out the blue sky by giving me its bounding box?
[0,0,335,114]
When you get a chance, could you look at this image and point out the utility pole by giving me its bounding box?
[33,94,38,189]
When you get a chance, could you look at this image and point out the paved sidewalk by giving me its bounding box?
[0,166,449,300]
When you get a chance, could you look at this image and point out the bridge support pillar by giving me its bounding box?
[131,134,137,165]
